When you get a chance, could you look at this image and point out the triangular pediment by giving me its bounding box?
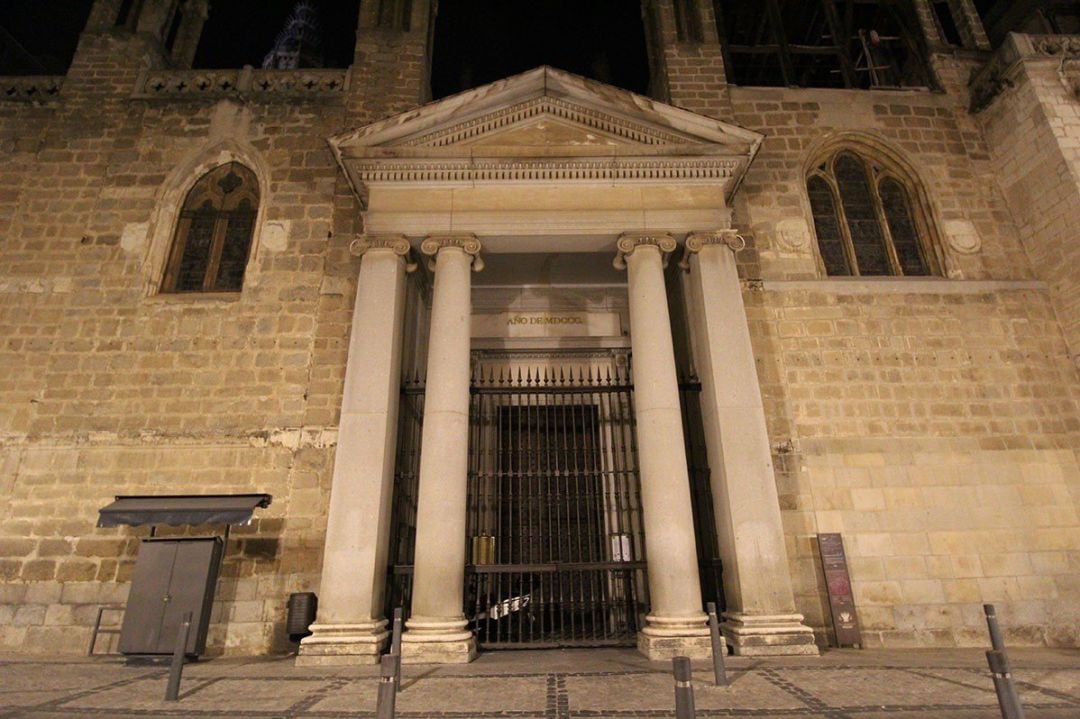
[384,95,701,150]
[330,66,762,199]
[440,111,642,149]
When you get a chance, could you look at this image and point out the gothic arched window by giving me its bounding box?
[162,163,259,293]
[807,150,935,277]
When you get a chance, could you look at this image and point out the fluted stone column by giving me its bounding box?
[401,235,482,664]
[298,236,413,666]
[682,231,817,655]
[614,233,711,660]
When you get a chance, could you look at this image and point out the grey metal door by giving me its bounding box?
[119,538,222,655]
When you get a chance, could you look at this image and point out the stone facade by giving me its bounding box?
[0,0,1077,656]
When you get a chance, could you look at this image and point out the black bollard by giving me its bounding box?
[986,650,1026,719]
[706,602,728,686]
[984,603,1005,651]
[673,656,696,719]
[983,605,1025,719]
[376,653,397,719]
[390,607,404,692]
[164,611,193,702]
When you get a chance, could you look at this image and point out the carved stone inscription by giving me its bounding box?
[472,312,621,338]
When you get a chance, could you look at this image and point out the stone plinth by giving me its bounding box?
[722,613,819,656]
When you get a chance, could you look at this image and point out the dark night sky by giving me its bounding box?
[0,1,94,74]
[0,1,649,97]
[430,0,649,98]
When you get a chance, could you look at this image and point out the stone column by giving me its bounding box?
[613,233,711,660]
[401,235,482,664]
[298,236,413,666]
[681,231,817,656]
[169,0,210,69]
[136,0,181,40]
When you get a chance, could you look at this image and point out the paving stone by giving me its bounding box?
[1,648,1078,718]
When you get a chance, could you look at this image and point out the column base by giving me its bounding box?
[400,616,477,664]
[295,621,389,666]
[637,613,712,660]
[721,612,819,656]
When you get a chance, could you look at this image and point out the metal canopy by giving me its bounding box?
[97,494,272,528]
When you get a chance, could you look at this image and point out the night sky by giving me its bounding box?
[0,1,649,97]
[430,0,649,98]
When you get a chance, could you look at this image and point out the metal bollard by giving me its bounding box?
[986,650,1026,719]
[391,607,403,693]
[984,603,1005,651]
[983,605,1025,719]
[164,611,193,702]
[376,653,397,719]
[706,602,728,686]
[672,656,696,719]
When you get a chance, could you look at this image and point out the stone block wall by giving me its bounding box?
[747,283,1080,647]
[0,21,374,655]
[975,38,1080,370]
[727,85,1026,282]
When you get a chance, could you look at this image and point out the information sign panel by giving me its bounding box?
[817,532,862,648]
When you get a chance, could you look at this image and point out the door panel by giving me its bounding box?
[119,541,177,654]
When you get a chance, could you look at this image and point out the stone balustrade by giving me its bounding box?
[132,67,351,100]
[1,76,63,103]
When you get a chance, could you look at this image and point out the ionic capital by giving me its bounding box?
[678,230,746,270]
[420,234,484,272]
[612,232,677,270]
[349,234,417,272]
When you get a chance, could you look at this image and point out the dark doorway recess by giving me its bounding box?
[192,0,359,69]
[431,0,651,99]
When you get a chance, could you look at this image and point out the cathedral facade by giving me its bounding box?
[0,0,1078,662]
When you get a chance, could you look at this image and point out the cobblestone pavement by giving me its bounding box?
[1,648,1078,718]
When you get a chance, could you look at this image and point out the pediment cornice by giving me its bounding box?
[394,96,696,148]
[329,66,763,203]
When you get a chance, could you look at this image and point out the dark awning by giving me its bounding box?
[97,494,273,528]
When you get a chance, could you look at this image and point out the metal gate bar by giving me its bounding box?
[679,378,726,613]
[384,378,424,620]
[466,363,647,648]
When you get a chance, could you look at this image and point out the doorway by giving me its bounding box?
[384,351,725,649]
[465,355,646,647]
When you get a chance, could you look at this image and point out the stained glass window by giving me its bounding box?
[879,178,928,276]
[162,163,259,293]
[807,176,849,276]
[807,150,934,277]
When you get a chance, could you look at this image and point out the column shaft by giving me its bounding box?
[684,235,817,655]
[298,242,408,665]
[402,240,478,663]
[619,237,710,660]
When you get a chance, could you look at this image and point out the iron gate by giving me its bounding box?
[465,362,647,648]
[384,361,725,648]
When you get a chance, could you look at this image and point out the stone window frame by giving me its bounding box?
[160,162,260,294]
[142,141,272,299]
[804,144,944,278]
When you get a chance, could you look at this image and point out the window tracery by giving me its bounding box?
[161,162,259,293]
[807,149,935,277]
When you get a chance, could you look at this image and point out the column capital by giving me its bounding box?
[679,229,746,270]
[349,234,417,272]
[420,234,484,272]
[612,232,677,270]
